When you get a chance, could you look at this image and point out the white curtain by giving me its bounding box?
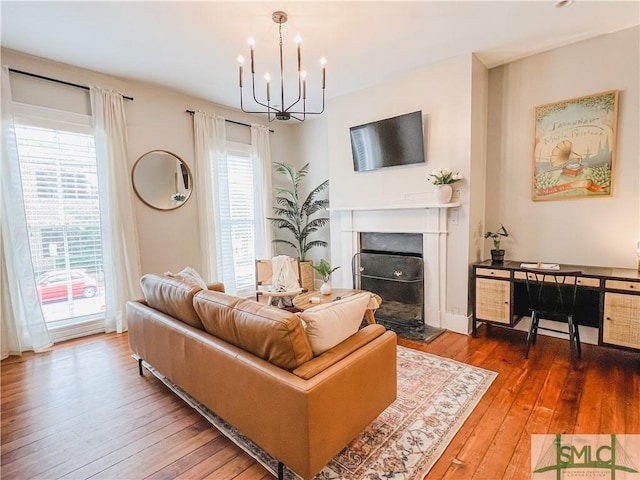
[251,124,274,260]
[1,66,53,358]
[90,86,142,333]
[193,111,226,283]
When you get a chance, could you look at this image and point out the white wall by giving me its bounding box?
[325,54,478,327]
[468,55,489,265]
[486,26,639,269]
[293,117,331,270]
[267,118,331,271]
[2,48,297,277]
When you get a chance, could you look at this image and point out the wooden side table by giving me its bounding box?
[293,288,381,325]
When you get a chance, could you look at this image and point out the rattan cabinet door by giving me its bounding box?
[603,292,640,350]
[475,277,511,324]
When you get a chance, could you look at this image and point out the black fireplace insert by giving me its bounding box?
[353,233,424,327]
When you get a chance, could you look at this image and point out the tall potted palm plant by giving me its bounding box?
[268,162,329,290]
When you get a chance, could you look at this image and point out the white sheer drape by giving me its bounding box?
[193,111,226,283]
[1,66,52,358]
[251,124,274,260]
[90,86,142,333]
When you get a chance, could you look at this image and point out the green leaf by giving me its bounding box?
[270,162,330,259]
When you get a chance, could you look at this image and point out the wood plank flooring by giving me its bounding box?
[1,325,638,479]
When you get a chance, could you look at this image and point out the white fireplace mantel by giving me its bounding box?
[330,202,460,211]
[333,204,457,330]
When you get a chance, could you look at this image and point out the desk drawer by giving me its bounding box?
[513,271,599,287]
[605,279,640,293]
[476,268,510,279]
[576,277,601,288]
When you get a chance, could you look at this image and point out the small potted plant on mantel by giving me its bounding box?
[312,259,340,295]
[484,224,509,264]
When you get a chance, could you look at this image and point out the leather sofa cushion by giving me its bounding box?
[140,273,224,330]
[193,290,313,371]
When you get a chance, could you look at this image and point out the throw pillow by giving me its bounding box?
[164,266,208,290]
[297,292,371,356]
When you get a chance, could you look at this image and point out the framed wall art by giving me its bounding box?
[532,90,619,201]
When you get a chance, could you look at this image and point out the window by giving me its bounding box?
[35,170,56,198]
[217,142,257,297]
[14,117,105,329]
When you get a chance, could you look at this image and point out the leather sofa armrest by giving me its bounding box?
[207,282,225,292]
[293,324,392,379]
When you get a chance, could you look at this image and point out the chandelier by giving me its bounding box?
[237,11,326,122]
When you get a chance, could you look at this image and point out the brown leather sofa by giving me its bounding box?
[127,273,397,480]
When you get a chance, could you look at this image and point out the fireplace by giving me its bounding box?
[353,233,424,327]
[332,204,456,331]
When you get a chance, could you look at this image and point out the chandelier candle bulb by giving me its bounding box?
[248,38,255,73]
[264,73,271,101]
[237,55,244,87]
[301,70,307,99]
[295,35,302,71]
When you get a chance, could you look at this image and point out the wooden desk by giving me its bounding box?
[472,260,640,352]
[293,288,381,325]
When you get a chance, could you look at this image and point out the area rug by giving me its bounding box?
[142,346,496,480]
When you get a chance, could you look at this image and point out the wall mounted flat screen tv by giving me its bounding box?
[350,110,425,172]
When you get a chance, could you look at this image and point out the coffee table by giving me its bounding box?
[293,288,381,325]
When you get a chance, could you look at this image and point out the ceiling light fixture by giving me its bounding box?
[237,11,326,122]
[555,0,575,7]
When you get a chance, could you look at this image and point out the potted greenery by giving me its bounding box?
[268,162,329,290]
[428,167,463,204]
[484,224,509,264]
[311,259,340,295]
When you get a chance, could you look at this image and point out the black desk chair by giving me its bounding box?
[524,270,582,367]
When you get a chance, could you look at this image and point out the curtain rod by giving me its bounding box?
[185,110,274,133]
[8,68,134,101]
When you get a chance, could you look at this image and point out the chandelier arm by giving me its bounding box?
[283,78,303,113]
[241,91,280,114]
[286,90,325,116]
[282,59,303,113]
[249,73,275,111]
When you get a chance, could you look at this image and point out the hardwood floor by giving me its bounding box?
[1,326,638,479]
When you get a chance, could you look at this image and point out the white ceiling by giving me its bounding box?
[2,1,639,113]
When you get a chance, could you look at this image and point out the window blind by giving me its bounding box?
[15,123,104,322]
[217,143,257,296]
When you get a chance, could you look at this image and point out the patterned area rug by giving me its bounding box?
[143,346,496,480]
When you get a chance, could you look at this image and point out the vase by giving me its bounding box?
[435,184,453,204]
[491,249,505,264]
[320,281,332,295]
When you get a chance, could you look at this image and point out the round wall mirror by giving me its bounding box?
[131,150,193,210]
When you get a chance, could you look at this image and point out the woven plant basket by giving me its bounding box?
[300,261,315,292]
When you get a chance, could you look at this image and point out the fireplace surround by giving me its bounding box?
[331,202,459,330]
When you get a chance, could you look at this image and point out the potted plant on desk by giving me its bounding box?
[312,259,340,295]
[484,224,509,264]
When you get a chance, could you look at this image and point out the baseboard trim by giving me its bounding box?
[48,318,105,343]
[444,313,471,335]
